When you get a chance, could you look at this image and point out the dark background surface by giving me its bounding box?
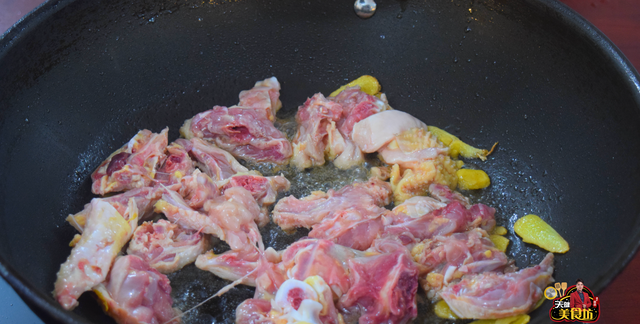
[1,0,640,323]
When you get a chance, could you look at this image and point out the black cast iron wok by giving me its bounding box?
[2,0,640,323]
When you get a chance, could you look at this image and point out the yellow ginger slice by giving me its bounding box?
[434,300,460,319]
[330,75,381,97]
[457,169,491,190]
[427,126,497,161]
[514,214,569,253]
[489,235,510,253]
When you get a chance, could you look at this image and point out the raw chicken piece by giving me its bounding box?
[156,186,263,252]
[54,199,138,310]
[308,208,386,251]
[391,196,447,218]
[196,248,263,285]
[440,253,554,319]
[273,177,392,231]
[280,239,362,299]
[203,186,264,251]
[66,186,163,232]
[331,86,388,135]
[154,189,226,239]
[377,128,448,168]
[178,138,248,181]
[197,239,359,301]
[91,128,168,195]
[181,105,292,164]
[218,172,291,227]
[338,250,419,324]
[238,77,282,121]
[377,128,461,203]
[410,228,512,298]
[155,141,195,186]
[428,183,470,207]
[177,169,220,210]
[126,219,210,274]
[237,276,343,324]
[330,86,390,169]
[389,156,461,204]
[236,298,274,324]
[291,93,343,169]
[380,201,496,246]
[351,110,426,153]
[218,172,290,207]
[93,255,179,324]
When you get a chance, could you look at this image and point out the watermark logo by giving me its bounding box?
[547,280,600,322]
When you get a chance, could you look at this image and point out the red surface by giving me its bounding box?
[1,0,640,323]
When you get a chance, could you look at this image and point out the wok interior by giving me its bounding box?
[1,0,640,323]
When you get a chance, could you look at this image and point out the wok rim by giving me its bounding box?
[1,0,639,323]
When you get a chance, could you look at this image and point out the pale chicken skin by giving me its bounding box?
[338,250,419,324]
[93,255,179,324]
[411,228,512,299]
[238,77,283,121]
[177,169,220,210]
[91,128,168,195]
[155,186,263,252]
[66,186,163,232]
[291,87,390,170]
[234,239,419,324]
[441,253,555,319]
[181,105,292,164]
[54,199,138,310]
[127,219,210,274]
[155,141,195,186]
[177,137,248,181]
[272,177,392,231]
[291,93,343,169]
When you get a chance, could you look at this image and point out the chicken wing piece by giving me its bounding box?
[338,250,419,324]
[238,77,282,121]
[178,138,248,181]
[291,93,343,169]
[440,253,554,319]
[411,228,512,298]
[273,177,392,231]
[91,128,168,195]
[181,105,292,164]
[155,141,195,186]
[66,186,163,232]
[126,219,210,274]
[54,199,138,310]
[93,255,179,324]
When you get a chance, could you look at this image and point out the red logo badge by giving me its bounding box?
[547,280,600,322]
